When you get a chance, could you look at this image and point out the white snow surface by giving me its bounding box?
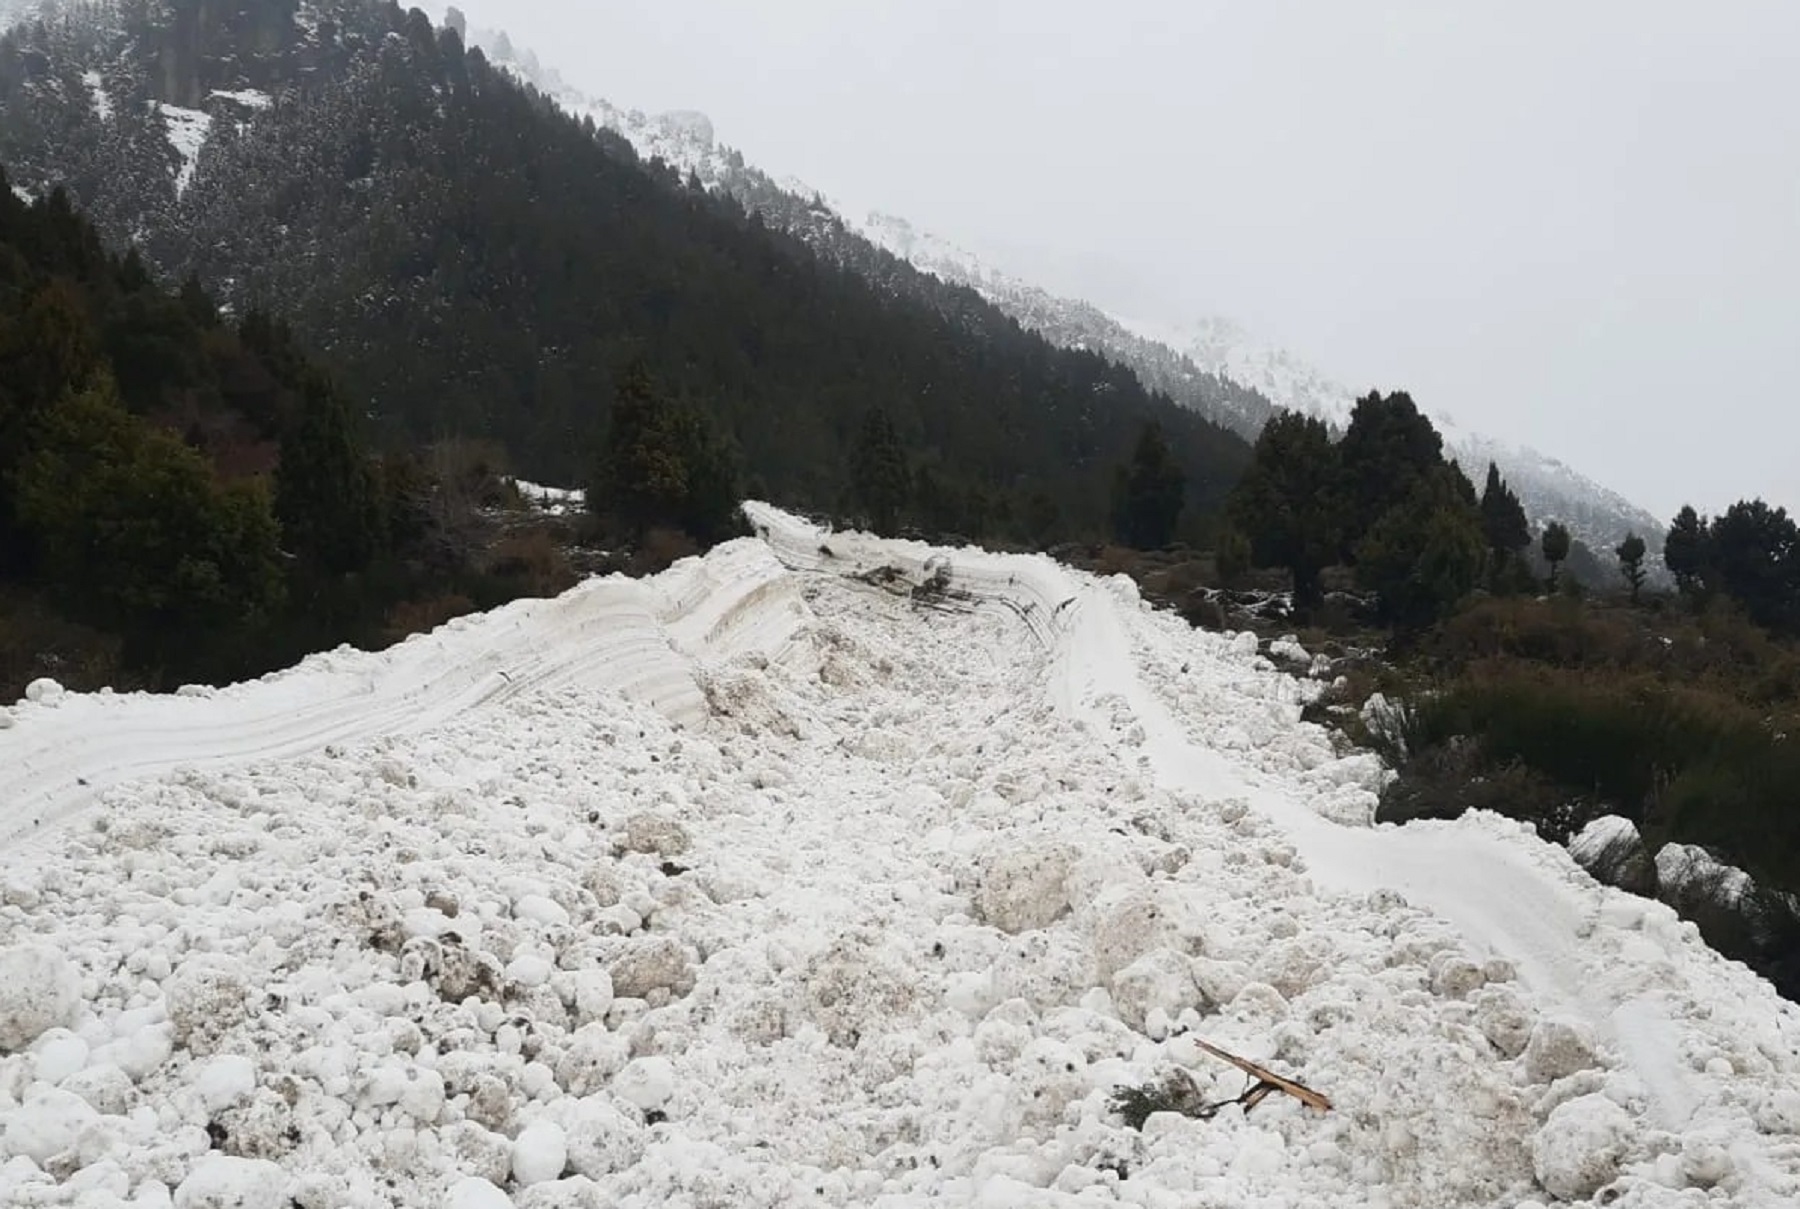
[208,88,272,111]
[2,506,1797,1208]
[80,70,112,122]
[509,480,586,516]
[154,103,212,197]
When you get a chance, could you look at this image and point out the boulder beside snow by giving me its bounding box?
[1569,816,1657,896]
[0,946,82,1052]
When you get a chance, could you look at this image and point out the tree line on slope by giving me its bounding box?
[1213,388,1800,998]
[0,0,1251,548]
[0,166,606,698]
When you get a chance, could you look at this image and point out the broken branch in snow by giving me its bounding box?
[1194,1039,1334,1113]
[1110,1040,1333,1130]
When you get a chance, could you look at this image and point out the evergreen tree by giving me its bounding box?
[591,360,742,545]
[1664,505,1712,597]
[1227,411,1342,609]
[849,407,909,537]
[1354,466,1486,628]
[15,374,285,662]
[1337,390,1446,554]
[275,371,384,575]
[1615,532,1648,603]
[1708,500,1800,633]
[1111,421,1186,549]
[0,278,104,569]
[593,360,689,540]
[1479,462,1531,556]
[1541,521,1572,590]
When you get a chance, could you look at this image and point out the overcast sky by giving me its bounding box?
[442,1,1799,520]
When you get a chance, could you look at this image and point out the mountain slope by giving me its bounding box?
[4,506,1798,1207]
[461,32,1281,442]
[471,36,1668,558]
[0,0,1248,542]
[1139,317,1672,559]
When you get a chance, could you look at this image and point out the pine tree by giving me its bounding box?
[849,407,909,537]
[1354,466,1486,628]
[1479,462,1531,553]
[1337,390,1446,554]
[1541,521,1572,590]
[1709,500,1800,632]
[1227,411,1341,609]
[591,360,742,545]
[1112,421,1186,549]
[1478,462,1534,592]
[1664,505,1711,597]
[275,372,384,575]
[1615,532,1648,603]
[15,374,285,661]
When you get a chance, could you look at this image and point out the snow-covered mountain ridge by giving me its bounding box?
[461,30,1279,441]
[473,31,1667,556]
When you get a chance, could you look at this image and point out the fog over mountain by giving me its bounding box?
[432,0,1800,522]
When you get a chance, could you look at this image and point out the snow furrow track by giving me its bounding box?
[0,541,807,852]
[749,504,1800,1204]
[1,505,1796,1209]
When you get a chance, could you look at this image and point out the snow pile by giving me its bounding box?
[509,479,586,516]
[80,70,112,122]
[2,505,1798,1208]
[154,102,213,196]
[209,88,272,111]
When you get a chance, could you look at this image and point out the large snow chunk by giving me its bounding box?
[60,1062,135,1115]
[172,1155,287,1209]
[611,1056,676,1112]
[512,894,571,929]
[1530,1093,1632,1200]
[1086,883,1205,982]
[446,1177,514,1209]
[1522,1017,1601,1085]
[608,938,695,1001]
[974,841,1077,934]
[441,1123,511,1186]
[563,1096,644,1178]
[1,1083,99,1164]
[555,1025,629,1097]
[28,1028,89,1084]
[1110,949,1201,1032]
[0,946,81,1052]
[191,1054,256,1114]
[564,968,614,1027]
[165,959,251,1054]
[620,812,690,857]
[511,1120,568,1186]
[23,678,65,704]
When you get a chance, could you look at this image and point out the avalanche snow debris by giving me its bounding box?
[0,503,1796,1207]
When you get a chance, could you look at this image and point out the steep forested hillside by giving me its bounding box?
[1,161,377,691]
[0,0,1249,542]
